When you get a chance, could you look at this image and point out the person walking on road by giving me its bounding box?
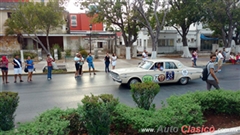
[86,53,96,75]
[74,53,80,78]
[111,53,117,70]
[206,54,220,90]
[25,56,34,82]
[46,54,54,80]
[217,50,224,72]
[0,56,9,84]
[12,55,23,83]
[104,53,111,73]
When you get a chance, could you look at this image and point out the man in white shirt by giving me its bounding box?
[142,50,148,61]
[217,50,224,72]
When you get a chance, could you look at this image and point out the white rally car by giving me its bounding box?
[110,58,203,87]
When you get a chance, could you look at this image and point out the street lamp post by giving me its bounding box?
[89,24,92,53]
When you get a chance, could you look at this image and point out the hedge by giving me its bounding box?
[0,90,239,135]
[0,92,19,131]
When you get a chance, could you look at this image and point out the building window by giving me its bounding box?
[71,15,77,27]
[158,39,174,46]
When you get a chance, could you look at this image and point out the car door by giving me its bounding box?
[163,61,179,83]
[150,62,167,84]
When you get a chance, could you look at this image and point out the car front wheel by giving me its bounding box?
[179,77,189,85]
[128,78,141,88]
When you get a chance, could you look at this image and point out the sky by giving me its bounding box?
[65,0,85,13]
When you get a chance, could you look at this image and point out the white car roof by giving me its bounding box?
[147,58,180,63]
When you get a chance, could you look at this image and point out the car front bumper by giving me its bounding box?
[110,72,122,83]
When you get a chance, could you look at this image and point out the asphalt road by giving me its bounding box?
[1,64,240,124]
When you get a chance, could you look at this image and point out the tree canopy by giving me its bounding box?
[202,0,240,47]
[134,0,168,58]
[81,0,143,48]
[4,0,65,53]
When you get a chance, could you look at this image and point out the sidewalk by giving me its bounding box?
[2,56,212,76]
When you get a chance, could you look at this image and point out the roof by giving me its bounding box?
[0,2,19,10]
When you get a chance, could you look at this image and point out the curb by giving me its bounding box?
[0,70,102,77]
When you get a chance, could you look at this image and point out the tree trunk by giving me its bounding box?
[151,36,158,59]
[46,30,50,52]
[30,34,50,55]
[181,33,191,57]
[126,47,131,59]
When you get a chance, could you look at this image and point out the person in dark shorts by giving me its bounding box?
[1,56,9,84]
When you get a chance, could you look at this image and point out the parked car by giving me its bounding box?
[110,58,203,87]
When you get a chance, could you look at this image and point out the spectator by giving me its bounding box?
[12,55,23,83]
[191,50,198,67]
[229,52,236,64]
[25,56,34,82]
[222,48,228,63]
[206,54,220,90]
[216,50,224,72]
[74,53,80,78]
[236,52,240,64]
[86,53,96,75]
[0,56,9,84]
[104,53,111,73]
[142,50,148,61]
[78,54,84,76]
[111,53,117,70]
[215,49,218,63]
[46,54,54,80]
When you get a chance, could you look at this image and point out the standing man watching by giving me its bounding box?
[206,54,220,90]
[12,55,23,83]
[86,53,96,75]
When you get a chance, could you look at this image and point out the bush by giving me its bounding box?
[80,50,88,59]
[62,106,87,135]
[181,90,240,114]
[65,49,71,57]
[10,108,74,134]
[51,44,62,59]
[130,82,160,110]
[12,51,37,59]
[81,94,119,135]
[0,92,19,131]
[164,94,204,128]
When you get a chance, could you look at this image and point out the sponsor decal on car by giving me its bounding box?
[142,75,153,82]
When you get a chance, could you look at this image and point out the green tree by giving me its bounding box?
[81,0,143,59]
[203,0,239,47]
[134,0,168,59]
[4,0,65,54]
[166,0,204,57]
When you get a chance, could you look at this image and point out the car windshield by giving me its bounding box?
[139,61,153,70]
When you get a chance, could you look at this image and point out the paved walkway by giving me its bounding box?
[1,56,211,76]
